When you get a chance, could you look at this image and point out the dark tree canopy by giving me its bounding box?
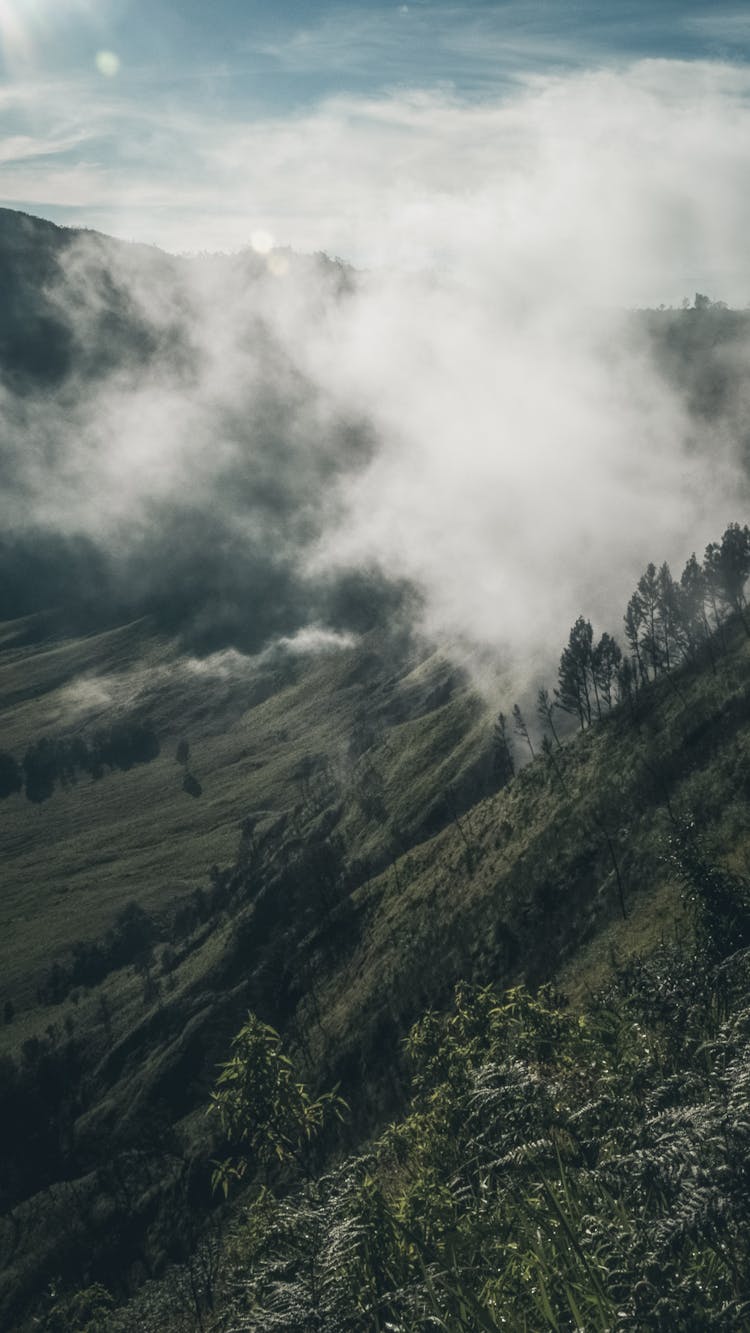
[0,750,22,799]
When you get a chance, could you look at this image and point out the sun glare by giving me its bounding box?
[0,0,97,68]
[250,229,275,256]
[0,0,33,64]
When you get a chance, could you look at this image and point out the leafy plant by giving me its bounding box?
[208,1013,347,1193]
[217,949,750,1331]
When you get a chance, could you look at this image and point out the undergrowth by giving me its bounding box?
[104,834,750,1332]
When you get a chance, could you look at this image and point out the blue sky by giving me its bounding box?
[5,2,750,105]
[1,1,750,263]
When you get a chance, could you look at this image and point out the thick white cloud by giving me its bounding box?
[4,59,750,686]
[293,269,744,676]
[246,62,750,672]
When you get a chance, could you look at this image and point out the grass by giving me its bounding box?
[3,611,750,1329]
[301,623,750,1095]
[0,616,488,1037]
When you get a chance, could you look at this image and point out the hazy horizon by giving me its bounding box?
[0,1,750,302]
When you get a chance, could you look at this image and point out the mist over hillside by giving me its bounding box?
[3,43,750,1330]
[1,203,749,688]
[0,210,392,652]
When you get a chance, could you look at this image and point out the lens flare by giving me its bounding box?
[95,49,119,77]
[267,252,290,278]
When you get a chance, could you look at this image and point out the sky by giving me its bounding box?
[1,0,750,275]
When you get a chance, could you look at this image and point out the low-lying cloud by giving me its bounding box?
[2,60,750,687]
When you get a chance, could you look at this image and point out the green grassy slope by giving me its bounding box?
[293,624,750,1119]
[2,614,750,1329]
[0,615,495,1326]
[0,614,490,1029]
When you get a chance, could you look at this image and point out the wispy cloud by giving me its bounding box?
[685,10,750,45]
[239,1,628,103]
[0,131,92,166]
[243,2,750,88]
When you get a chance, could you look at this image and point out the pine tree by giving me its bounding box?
[655,561,680,671]
[703,541,728,647]
[616,656,635,713]
[636,562,662,677]
[624,593,645,687]
[556,617,594,729]
[716,522,750,632]
[592,632,622,711]
[536,686,562,749]
[679,552,711,661]
[492,713,515,786]
[512,704,535,758]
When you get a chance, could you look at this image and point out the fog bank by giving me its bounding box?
[2,60,750,683]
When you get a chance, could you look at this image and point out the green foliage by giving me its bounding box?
[36,1282,114,1332]
[222,954,750,1331]
[667,817,750,960]
[208,1013,347,1192]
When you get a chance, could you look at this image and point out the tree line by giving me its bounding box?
[495,521,750,775]
[0,719,160,805]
